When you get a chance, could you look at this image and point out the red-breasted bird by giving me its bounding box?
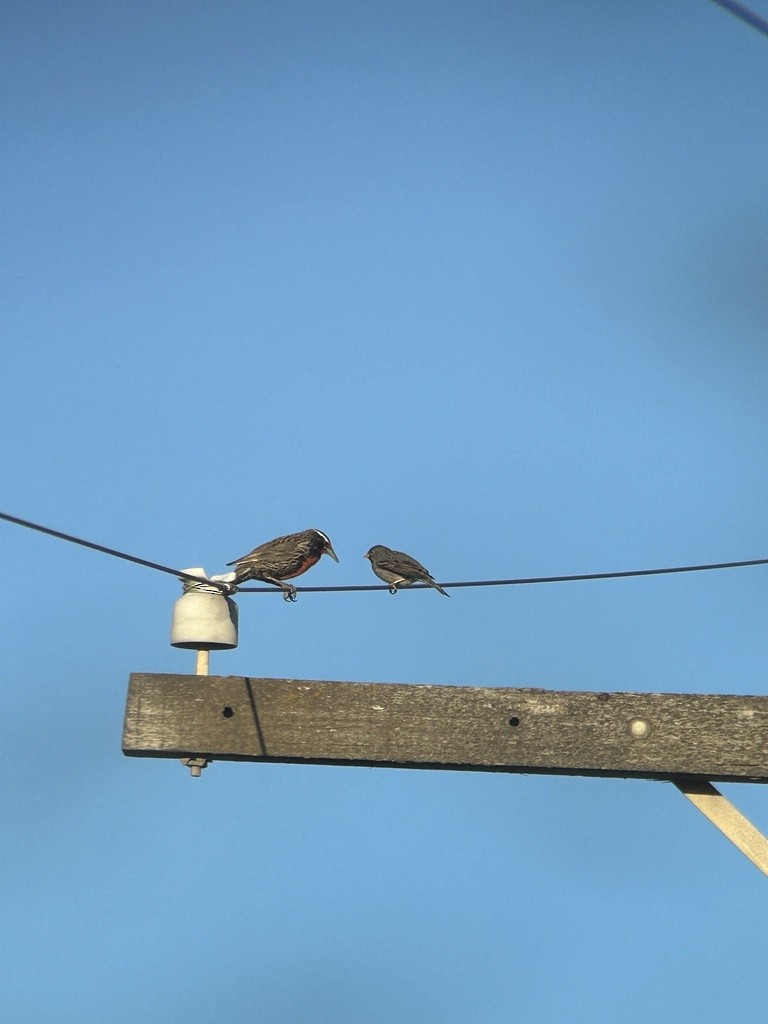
[227,529,338,601]
[364,544,449,597]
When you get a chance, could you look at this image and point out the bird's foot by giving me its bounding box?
[282,584,298,602]
[388,584,399,595]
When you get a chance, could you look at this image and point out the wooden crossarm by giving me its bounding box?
[123,674,768,783]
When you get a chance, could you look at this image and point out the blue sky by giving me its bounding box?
[3,1,768,1021]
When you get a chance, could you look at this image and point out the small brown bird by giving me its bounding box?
[364,544,449,597]
[227,529,338,601]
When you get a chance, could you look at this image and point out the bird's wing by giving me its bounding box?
[379,548,434,578]
[227,547,258,566]
[226,537,278,565]
[226,531,305,566]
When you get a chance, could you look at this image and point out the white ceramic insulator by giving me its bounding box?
[170,567,239,649]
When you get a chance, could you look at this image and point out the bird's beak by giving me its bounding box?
[325,544,339,563]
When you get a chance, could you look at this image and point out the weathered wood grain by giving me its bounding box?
[122,674,768,782]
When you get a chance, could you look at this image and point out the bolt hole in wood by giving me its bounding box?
[508,716,521,727]
[222,706,235,718]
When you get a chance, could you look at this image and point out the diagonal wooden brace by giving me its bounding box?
[674,780,768,877]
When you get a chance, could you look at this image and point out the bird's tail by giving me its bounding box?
[426,578,450,597]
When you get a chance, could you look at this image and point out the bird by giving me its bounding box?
[364,544,450,597]
[227,529,339,601]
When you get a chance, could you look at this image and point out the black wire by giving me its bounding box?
[237,557,768,591]
[0,511,232,593]
[3,509,767,595]
[708,0,768,38]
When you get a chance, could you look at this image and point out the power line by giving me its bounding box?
[708,0,768,38]
[238,557,768,591]
[3,509,768,595]
[0,511,233,593]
